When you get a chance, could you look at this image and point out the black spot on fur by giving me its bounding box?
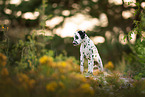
[78,30,85,39]
[75,35,79,39]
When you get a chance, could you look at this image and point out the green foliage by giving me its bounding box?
[37,0,53,29]
[134,73,143,80]
[105,74,124,89]
[0,0,145,97]
[123,1,145,77]
[135,38,145,62]
[128,2,134,5]
[123,39,145,77]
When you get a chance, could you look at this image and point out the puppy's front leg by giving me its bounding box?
[80,53,84,74]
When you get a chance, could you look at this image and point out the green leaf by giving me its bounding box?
[128,1,133,5]
[123,35,127,42]
[135,2,140,7]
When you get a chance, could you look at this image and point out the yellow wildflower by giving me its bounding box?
[80,83,90,89]
[104,61,114,70]
[2,26,4,29]
[76,73,86,82]
[57,61,73,73]
[79,83,94,95]
[17,73,29,83]
[57,61,66,68]
[56,61,67,73]
[0,53,7,67]
[39,55,53,66]
[61,61,66,67]
[46,81,57,92]
[66,62,73,71]
[66,58,73,64]
[70,72,86,82]
[1,68,9,76]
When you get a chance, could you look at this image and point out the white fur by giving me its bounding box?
[73,31,103,74]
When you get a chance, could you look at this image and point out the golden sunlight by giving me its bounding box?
[50,13,101,37]
[92,0,98,3]
[105,31,112,40]
[141,2,145,8]
[4,8,12,15]
[99,13,108,27]
[46,16,64,29]
[108,0,122,5]
[90,36,105,44]
[22,12,39,20]
[124,0,136,6]
[122,10,133,19]
[129,32,136,44]
[16,11,22,17]
[62,10,70,16]
[10,0,21,5]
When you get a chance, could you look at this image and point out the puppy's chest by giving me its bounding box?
[82,46,91,53]
[81,44,93,58]
[81,43,98,59]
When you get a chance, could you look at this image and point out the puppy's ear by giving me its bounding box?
[78,31,85,39]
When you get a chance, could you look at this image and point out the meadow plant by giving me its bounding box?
[122,2,145,77]
[0,50,145,97]
[0,1,145,96]
[104,61,114,70]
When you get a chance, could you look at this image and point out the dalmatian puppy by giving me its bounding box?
[73,30,103,74]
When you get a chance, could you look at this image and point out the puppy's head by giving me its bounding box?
[73,30,85,46]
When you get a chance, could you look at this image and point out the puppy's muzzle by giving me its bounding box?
[73,41,78,46]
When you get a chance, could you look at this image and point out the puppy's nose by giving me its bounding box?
[73,41,77,46]
[73,42,76,44]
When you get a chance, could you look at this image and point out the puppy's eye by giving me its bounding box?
[75,35,79,39]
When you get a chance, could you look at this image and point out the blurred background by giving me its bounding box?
[0,0,145,76]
